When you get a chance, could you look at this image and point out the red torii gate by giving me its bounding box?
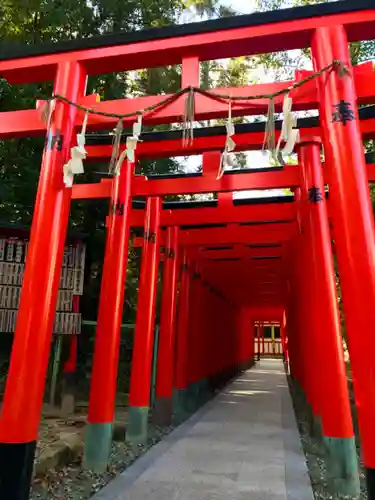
[1,1,375,499]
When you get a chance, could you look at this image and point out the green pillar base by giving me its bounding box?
[83,422,113,472]
[213,370,226,391]
[186,382,201,413]
[153,396,172,426]
[308,408,322,440]
[173,388,189,422]
[198,378,211,405]
[126,406,149,445]
[208,373,219,392]
[323,436,360,498]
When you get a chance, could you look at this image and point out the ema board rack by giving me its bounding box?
[0,238,85,334]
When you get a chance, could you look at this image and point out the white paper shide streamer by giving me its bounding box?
[276,94,300,163]
[218,101,236,179]
[114,113,143,176]
[63,111,89,187]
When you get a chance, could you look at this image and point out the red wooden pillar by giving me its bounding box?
[286,265,300,381]
[249,314,255,364]
[261,323,265,357]
[128,197,161,444]
[297,137,359,494]
[257,324,261,358]
[234,307,241,372]
[84,160,133,470]
[0,62,86,499]
[295,186,319,417]
[235,309,240,369]
[280,322,289,365]
[211,292,223,379]
[173,250,191,420]
[222,302,230,379]
[199,277,212,401]
[227,299,236,378]
[62,336,78,374]
[187,265,204,409]
[220,308,227,378]
[204,288,214,385]
[237,308,243,370]
[210,289,222,388]
[249,315,255,362]
[239,310,251,371]
[199,279,208,390]
[154,226,179,426]
[293,247,306,388]
[284,302,292,368]
[312,26,375,496]
[218,293,229,383]
[292,190,307,398]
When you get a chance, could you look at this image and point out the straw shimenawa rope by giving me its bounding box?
[48,60,349,170]
[52,60,349,121]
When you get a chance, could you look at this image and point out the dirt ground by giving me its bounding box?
[36,406,87,461]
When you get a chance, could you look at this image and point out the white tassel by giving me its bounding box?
[113,114,143,176]
[63,111,88,186]
[275,94,299,162]
[218,101,236,179]
[133,112,143,137]
[283,128,300,156]
[126,136,138,163]
[116,113,143,175]
[225,100,236,152]
[63,163,74,188]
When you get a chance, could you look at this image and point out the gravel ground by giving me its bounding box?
[289,375,367,499]
[31,423,175,500]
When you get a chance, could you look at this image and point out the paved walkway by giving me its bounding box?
[93,359,314,500]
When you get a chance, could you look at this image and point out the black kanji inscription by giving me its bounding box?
[308,186,323,204]
[111,201,124,216]
[144,231,156,243]
[331,100,355,126]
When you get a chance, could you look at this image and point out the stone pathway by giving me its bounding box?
[91,359,314,500]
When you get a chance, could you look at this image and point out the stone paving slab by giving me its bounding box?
[92,359,314,500]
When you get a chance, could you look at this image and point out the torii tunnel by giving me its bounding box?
[1,0,375,498]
